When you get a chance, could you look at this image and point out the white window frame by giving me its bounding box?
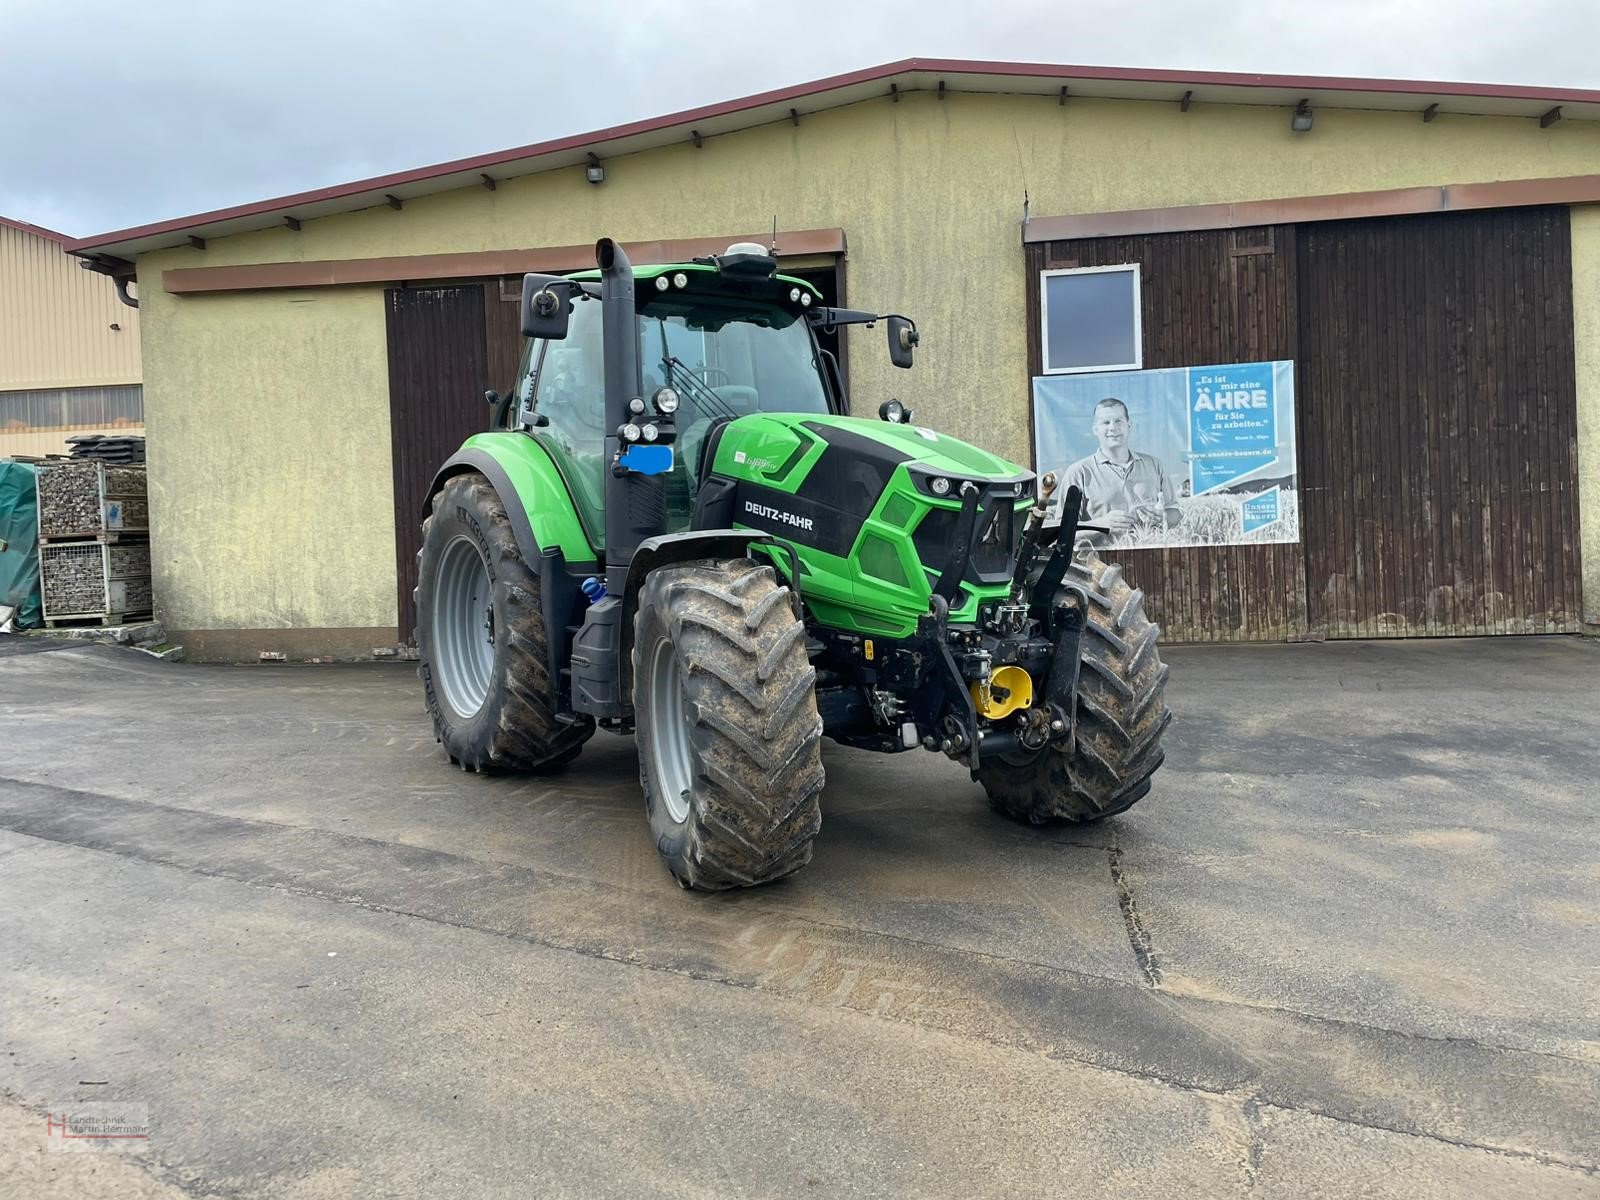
[1039,263,1143,375]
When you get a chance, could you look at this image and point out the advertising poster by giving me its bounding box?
[1031,360,1299,549]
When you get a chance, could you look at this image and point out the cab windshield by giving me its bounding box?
[639,296,830,425]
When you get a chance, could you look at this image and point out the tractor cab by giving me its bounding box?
[512,250,837,544]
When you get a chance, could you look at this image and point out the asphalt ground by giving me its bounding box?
[1,634,1597,1198]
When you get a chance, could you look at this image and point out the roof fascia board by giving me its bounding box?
[161,228,847,294]
[1023,173,1600,242]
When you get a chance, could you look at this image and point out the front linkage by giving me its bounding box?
[810,474,1097,776]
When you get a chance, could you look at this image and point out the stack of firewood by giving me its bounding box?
[38,462,148,539]
[35,462,152,625]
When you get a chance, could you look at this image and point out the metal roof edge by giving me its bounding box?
[1,215,72,244]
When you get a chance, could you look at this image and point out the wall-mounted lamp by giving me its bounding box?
[585,153,605,184]
[1290,99,1314,133]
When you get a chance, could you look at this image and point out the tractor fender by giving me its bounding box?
[619,530,783,705]
[425,435,599,719]
[423,434,596,571]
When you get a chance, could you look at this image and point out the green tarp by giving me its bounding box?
[0,462,41,629]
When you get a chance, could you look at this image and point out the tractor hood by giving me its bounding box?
[799,414,1029,481]
[710,412,1032,488]
[696,411,1035,637]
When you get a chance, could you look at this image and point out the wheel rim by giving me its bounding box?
[645,635,694,824]
[432,535,495,718]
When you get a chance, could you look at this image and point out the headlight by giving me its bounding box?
[800,292,812,307]
[641,423,659,442]
[628,397,645,414]
[672,272,688,289]
[789,287,801,302]
[654,276,670,292]
[621,423,641,442]
[652,386,679,414]
[930,476,951,496]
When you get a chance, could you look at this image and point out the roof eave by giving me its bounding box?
[65,56,1600,260]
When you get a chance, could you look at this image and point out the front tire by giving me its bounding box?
[633,558,824,890]
[978,554,1171,824]
[416,473,592,772]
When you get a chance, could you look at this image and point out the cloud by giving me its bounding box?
[2,0,1595,236]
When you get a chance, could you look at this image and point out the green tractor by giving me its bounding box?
[416,238,1170,889]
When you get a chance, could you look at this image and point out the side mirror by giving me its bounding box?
[520,273,574,339]
[886,315,918,369]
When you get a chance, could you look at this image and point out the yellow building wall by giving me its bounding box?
[1,222,142,389]
[139,284,396,634]
[136,92,1600,640]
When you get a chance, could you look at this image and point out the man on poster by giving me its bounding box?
[1060,397,1180,543]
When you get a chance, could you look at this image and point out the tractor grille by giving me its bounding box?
[971,497,1016,575]
[912,490,1020,584]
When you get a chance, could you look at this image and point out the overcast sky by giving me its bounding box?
[2,0,1595,237]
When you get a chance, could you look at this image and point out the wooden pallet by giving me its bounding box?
[43,611,154,629]
[38,531,149,545]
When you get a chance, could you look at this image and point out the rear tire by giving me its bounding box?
[416,473,593,772]
[633,558,824,890]
[978,553,1171,824]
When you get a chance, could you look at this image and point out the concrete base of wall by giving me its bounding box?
[172,626,404,663]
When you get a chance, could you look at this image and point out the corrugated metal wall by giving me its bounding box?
[1029,206,1582,640]
[0,381,144,458]
[1026,227,1309,642]
[1298,208,1582,636]
[0,222,141,390]
[386,285,493,640]
[0,383,143,427]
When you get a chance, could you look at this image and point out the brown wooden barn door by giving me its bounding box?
[1296,208,1582,636]
[1026,227,1308,642]
[386,284,493,642]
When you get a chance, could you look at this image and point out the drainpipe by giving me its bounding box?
[76,254,139,307]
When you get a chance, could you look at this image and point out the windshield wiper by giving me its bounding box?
[663,356,741,423]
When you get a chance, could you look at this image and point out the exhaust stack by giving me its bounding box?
[596,238,661,593]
